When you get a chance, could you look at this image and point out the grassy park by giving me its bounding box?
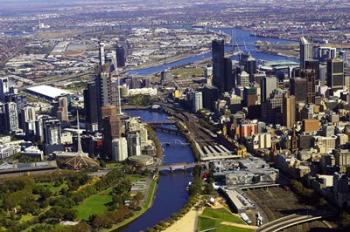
[198,208,253,232]
[103,178,158,232]
[75,189,113,220]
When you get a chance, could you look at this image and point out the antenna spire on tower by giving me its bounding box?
[76,110,83,155]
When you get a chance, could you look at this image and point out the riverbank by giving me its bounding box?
[112,109,195,231]
[104,176,158,232]
[163,207,203,232]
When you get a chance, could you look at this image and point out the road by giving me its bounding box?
[257,214,323,232]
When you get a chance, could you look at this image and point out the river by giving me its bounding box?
[120,110,194,232]
[127,27,298,76]
[120,28,297,231]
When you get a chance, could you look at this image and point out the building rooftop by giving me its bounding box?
[26,85,71,100]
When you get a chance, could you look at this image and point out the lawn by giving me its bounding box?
[128,174,144,182]
[75,190,113,220]
[201,207,244,224]
[198,208,253,232]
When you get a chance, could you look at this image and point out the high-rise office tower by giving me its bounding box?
[339,50,348,64]
[0,77,10,101]
[0,104,6,133]
[224,58,234,91]
[112,138,128,161]
[244,55,257,78]
[5,102,19,133]
[212,39,225,93]
[191,91,203,113]
[84,83,98,132]
[202,86,219,112]
[300,37,313,69]
[327,59,344,90]
[99,42,105,66]
[127,131,141,156]
[21,106,36,136]
[95,69,113,126]
[283,94,296,129]
[305,60,320,80]
[302,69,316,104]
[36,115,50,142]
[261,89,284,124]
[237,71,250,87]
[57,96,69,122]
[261,76,278,103]
[101,105,121,160]
[116,45,126,67]
[44,118,61,145]
[243,86,258,107]
[290,77,307,102]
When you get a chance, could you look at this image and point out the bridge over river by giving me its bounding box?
[158,162,204,172]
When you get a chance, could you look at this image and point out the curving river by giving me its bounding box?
[120,110,194,232]
[120,28,297,231]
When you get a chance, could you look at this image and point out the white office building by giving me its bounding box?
[112,137,128,161]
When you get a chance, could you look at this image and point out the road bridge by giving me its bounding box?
[148,121,176,126]
[152,126,181,135]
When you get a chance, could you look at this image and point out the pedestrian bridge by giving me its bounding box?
[158,162,200,172]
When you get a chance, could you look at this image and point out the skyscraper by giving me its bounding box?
[99,42,105,66]
[191,91,203,113]
[300,37,313,69]
[202,86,219,112]
[22,106,36,136]
[290,77,307,103]
[224,58,234,91]
[0,77,10,101]
[212,39,225,93]
[261,89,284,124]
[101,105,121,160]
[95,69,113,126]
[327,59,345,90]
[44,119,61,145]
[5,102,19,133]
[237,71,250,87]
[261,76,277,103]
[243,55,257,77]
[302,69,316,104]
[112,138,128,161]
[243,86,258,107]
[116,45,126,67]
[84,83,98,132]
[127,131,141,156]
[283,94,296,129]
[57,96,69,122]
